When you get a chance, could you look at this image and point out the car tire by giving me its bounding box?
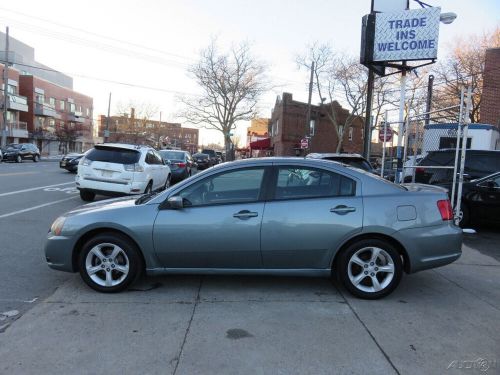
[33,154,40,162]
[144,181,153,194]
[458,203,470,228]
[338,239,403,300]
[80,190,96,202]
[78,233,143,293]
[163,175,171,190]
[16,155,22,163]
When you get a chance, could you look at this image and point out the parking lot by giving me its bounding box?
[0,161,499,374]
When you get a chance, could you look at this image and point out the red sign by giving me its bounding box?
[300,138,309,149]
[379,127,393,142]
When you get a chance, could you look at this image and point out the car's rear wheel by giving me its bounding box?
[338,239,402,299]
[78,233,142,293]
[163,175,171,190]
[80,190,95,202]
[16,155,22,163]
[33,154,40,162]
[457,203,470,228]
[144,181,153,194]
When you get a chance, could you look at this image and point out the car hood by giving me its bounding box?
[65,196,143,217]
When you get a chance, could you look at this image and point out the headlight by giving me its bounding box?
[50,216,66,236]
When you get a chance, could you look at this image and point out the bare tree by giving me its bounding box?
[298,43,393,152]
[432,26,500,122]
[114,100,159,145]
[179,40,268,160]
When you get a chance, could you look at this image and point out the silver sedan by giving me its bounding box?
[45,157,462,299]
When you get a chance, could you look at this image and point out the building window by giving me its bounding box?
[69,103,76,113]
[59,100,65,111]
[49,97,56,108]
[86,108,90,117]
[310,120,315,136]
[349,127,353,141]
[361,128,365,140]
[35,93,45,104]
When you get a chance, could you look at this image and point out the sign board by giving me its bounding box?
[372,0,408,13]
[379,127,393,142]
[373,7,440,62]
[300,138,309,149]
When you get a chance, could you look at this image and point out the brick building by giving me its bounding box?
[269,93,364,156]
[247,117,270,157]
[481,48,500,126]
[1,32,93,155]
[97,111,199,154]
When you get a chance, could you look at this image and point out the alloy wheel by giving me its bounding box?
[347,247,395,293]
[85,243,130,287]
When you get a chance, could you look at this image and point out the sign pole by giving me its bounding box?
[381,111,388,178]
[395,62,407,184]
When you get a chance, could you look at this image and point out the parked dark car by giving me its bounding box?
[439,172,500,227]
[159,150,195,183]
[1,143,40,162]
[201,149,219,165]
[60,152,85,172]
[192,153,211,170]
[413,149,500,184]
[306,153,374,173]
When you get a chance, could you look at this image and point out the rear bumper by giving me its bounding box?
[171,168,188,182]
[76,175,148,195]
[393,224,463,273]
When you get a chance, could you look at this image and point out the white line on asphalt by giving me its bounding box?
[0,182,74,197]
[0,196,78,219]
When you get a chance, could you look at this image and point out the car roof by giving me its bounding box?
[306,153,365,159]
[95,143,152,151]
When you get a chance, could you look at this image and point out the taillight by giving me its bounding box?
[416,167,424,174]
[81,157,92,166]
[125,163,144,172]
[437,200,453,221]
[176,162,186,168]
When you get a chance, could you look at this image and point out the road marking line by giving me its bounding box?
[0,172,39,177]
[0,196,78,219]
[0,182,74,197]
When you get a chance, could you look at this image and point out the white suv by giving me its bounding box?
[76,143,171,201]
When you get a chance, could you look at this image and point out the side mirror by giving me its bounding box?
[167,196,184,209]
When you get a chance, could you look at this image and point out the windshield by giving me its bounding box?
[6,144,22,150]
[324,157,372,171]
[159,150,184,161]
[86,147,140,164]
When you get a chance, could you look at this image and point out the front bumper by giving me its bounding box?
[393,224,463,273]
[44,234,77,273]
[2,153,19,161]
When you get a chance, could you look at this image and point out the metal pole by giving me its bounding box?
[158,111,162,148]
[104,92,111,143]
[395,63,407,184]
[424,74,434,127]
[450,87,465,210]
[380,111,388,178]
[454,86,472,226]
[306,61,314,153]
[1,27,9,148]
[364,70,375,159]
[402,115,410,182]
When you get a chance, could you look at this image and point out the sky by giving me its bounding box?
[0,0,499,146]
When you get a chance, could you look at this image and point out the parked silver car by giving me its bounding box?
[45,158,462,299]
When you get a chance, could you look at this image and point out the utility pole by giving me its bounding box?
[305,61,314,152]
[158,111,162,148]
[363,70,374,159]
[424,74,434,126]
[104,92,111,143]
[1,27,10,148]
[395,61,408,184]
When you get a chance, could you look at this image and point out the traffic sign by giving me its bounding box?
[379,127,393,142]
[300,138,309,149]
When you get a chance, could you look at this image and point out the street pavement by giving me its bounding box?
[0,161,499,374]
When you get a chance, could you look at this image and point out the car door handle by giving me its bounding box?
[330,205,356,215]
[233,210,259,219]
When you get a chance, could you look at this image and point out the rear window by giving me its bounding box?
[194,154,208,159]
[86,147,140,164]
[323,157,372,171]
[419,152,455,166]
[159,150,185,161]
[202,149,216,156]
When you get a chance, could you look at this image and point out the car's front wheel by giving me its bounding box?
[33,154,40,162]
[78,233,143,293]
[338,239,402,299]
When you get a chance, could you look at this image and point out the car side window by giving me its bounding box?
[176,168,265,207]
[153,151,164,165]
[274,167,355,200]
[145,152,155,165]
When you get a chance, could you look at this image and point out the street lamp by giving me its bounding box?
[439,12,457,24]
